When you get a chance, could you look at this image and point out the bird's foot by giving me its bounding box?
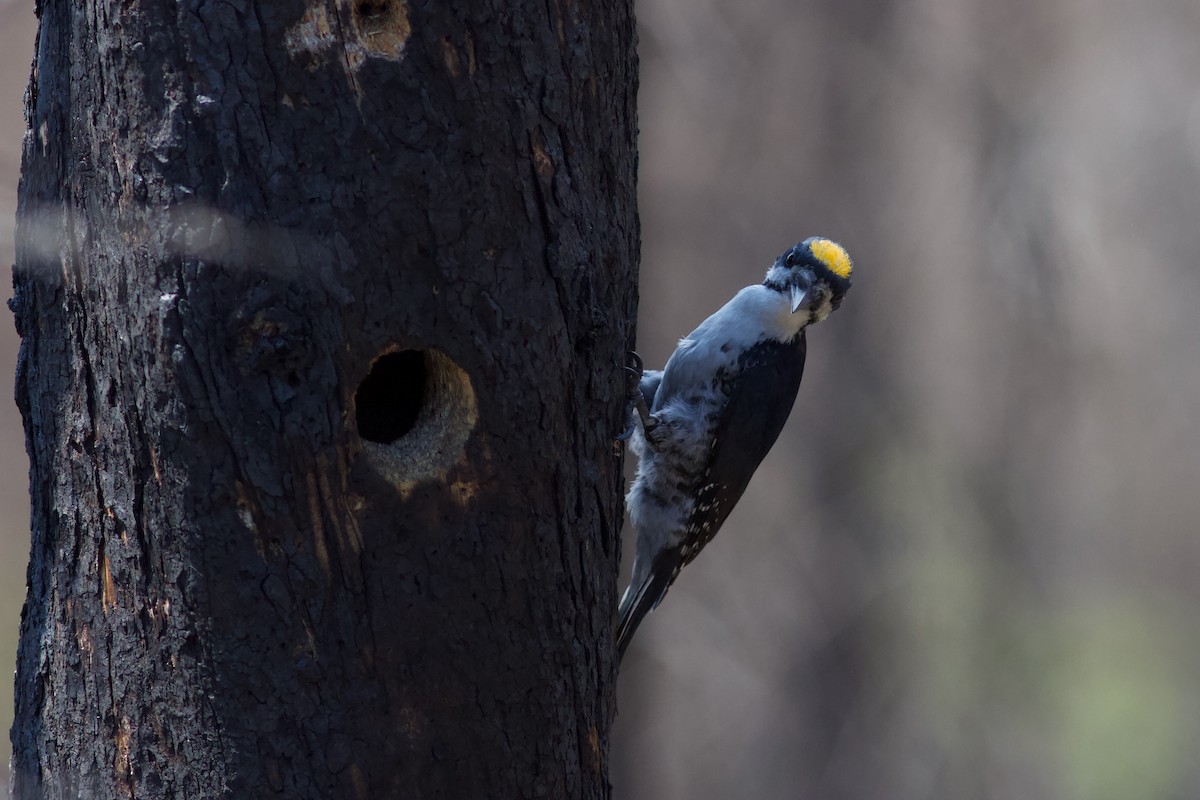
[616,352,652,442]
[616,351,663,446]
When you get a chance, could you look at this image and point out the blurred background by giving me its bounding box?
[2,0,1200,797]
[613,0,1200,798]
[1,1,34,791]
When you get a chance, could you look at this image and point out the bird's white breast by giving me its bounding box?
[654,285,802,408]
[685,284,805,351]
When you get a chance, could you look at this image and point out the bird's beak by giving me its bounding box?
[789,274,813,313]
[789,285,808,313]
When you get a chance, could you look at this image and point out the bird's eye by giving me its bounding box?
[785,251,801,268]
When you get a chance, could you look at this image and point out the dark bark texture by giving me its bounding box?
[10,1,638,797]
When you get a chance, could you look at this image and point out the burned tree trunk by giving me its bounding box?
[10,1,638,797]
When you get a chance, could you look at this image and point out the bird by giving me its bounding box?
[616,237,853,660]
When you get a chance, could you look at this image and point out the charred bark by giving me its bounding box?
[10,1,638,797]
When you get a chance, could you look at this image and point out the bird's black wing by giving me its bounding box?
[679,333,807,567]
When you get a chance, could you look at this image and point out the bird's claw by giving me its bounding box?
[615,351,659,445]
[626,351,644,378]
[641,413,664,446]
[616,352,642,442]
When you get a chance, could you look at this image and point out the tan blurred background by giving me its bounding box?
[3,0,1200,797]
[1,1,35,791]
[614,0,1200,798]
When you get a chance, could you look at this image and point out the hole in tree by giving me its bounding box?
[354,0,390,19]
[355,346,478,489]
[355,350,427,443]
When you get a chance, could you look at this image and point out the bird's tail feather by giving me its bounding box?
[616,549,683,662]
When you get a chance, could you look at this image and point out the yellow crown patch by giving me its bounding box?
[809,238,853,279]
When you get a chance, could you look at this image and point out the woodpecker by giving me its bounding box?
[616,237,853,660]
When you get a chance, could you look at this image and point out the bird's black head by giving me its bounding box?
[763,237,853,323]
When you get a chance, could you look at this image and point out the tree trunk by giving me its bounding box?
[9,1,638,798]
